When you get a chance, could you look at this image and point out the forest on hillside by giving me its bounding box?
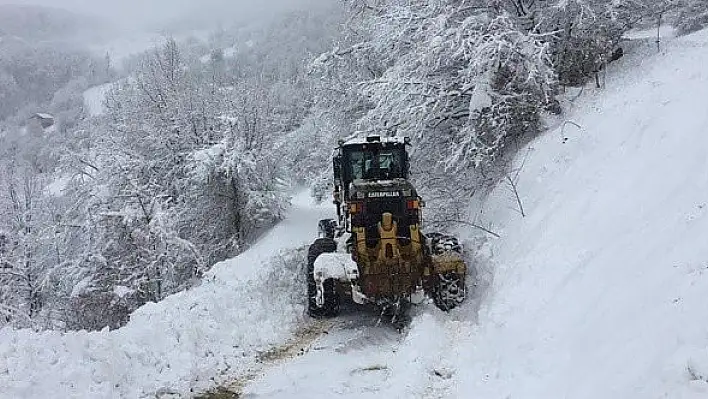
[1,0,707,331]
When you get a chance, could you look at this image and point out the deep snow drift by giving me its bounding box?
[448,28,708,399]
[241,28,708,398]
[416,28,708,399]
[0,193,330,398]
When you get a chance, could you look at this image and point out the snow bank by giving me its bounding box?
[0,250,308,398]
[0,192,328,398]
[440,28,708,398]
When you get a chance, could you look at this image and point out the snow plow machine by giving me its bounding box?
[307,135,467,322]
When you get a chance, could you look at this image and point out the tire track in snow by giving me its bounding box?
[196,319,336,398]
[201,306,404,398]
[196,191,409,398]
[237,305,409,399]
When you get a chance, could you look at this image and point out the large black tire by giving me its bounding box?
[425,232,465,311]
[427,233,463,255]
[307,237,340,317]
[433,271,466,311]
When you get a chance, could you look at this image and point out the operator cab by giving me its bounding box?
[346,144,407,181]
[332,135,419,241]
[334,135,411,200]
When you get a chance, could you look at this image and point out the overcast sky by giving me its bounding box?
[0,0,327,31]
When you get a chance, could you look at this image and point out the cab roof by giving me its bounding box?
[339,135,409,147]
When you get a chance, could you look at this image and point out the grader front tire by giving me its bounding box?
[306,238,340,317]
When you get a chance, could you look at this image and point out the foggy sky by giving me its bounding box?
[0,0,327,31]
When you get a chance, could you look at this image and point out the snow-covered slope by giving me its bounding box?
[449,28,708,399]
[83,83,114,116]
[241,28,708,398]
[4,26,708,399]
[0,193,330,398]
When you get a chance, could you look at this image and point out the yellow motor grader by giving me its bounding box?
[307,135,467,320]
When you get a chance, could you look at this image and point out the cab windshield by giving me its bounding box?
[346,147,406,181]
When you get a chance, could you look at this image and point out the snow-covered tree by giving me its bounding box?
[675,0,708,35]
[313,1,557,212]
[0,143,53,328]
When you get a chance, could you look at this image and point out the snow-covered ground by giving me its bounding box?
[240,28,708,398]
[83,83,114,117]
[0,192,331,398]
[5,25,708,399]
[447,27,708,399]
[242,308,467,399]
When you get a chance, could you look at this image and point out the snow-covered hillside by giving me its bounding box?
[241,28,708,398]
[83,82,113,116]
[3,24,708,399]
[449,28,708,399]
[0,193,330,398]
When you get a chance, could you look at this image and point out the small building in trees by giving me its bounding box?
[30,113,55,129]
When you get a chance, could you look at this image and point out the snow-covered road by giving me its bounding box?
[238,303,477,399]
[242,192,331,267]
[83,83,114,117]
[241,307,401,398]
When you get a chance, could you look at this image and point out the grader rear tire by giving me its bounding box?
[433,271,466,311]
[426,233,466,311]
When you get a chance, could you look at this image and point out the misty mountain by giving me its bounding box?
[0,4,106,42]
[0,5,114,122]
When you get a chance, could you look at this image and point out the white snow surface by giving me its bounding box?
[343,135,408,145]
[242,28,708,398]
[83,83,114,116]
[45,175,71,196]
[448,28,708,399]
[0,192,331,399]
[5,27,708,399]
